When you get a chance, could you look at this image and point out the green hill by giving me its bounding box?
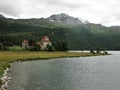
[0,13,120,50]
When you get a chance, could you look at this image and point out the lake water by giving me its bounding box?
[8,51,120,90]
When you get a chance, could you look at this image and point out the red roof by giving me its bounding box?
[23,40,29,43]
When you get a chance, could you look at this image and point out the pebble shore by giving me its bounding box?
[0,68,12,90]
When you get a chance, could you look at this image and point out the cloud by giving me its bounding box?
[0,0,22,17]
[0,0,120,26]
[45,0,86,9]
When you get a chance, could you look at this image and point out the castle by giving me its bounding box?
[37,36,52,50]
[22,36,52,50]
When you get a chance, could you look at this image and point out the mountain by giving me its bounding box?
[0,13,86,28]
[0,14,5,19]
[48,13,82,25]
[1,13,120,50]
[0,13,83,31]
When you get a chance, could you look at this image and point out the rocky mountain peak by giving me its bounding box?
[48,13,82,25]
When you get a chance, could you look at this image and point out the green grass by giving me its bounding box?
[9,46,25,51]
[0,51,106,86]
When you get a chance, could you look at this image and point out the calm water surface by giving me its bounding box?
[8,51,120,90]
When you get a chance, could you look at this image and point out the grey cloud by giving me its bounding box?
[47,0,87,9]
[27,0,86,9]
[0,0,120,26]
[0,0,22,17]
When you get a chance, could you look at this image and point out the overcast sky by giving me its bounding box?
[0,0,120,26]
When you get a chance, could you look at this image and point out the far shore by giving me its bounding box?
[0,51,108,87]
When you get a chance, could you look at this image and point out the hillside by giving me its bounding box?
[0,13,120,50]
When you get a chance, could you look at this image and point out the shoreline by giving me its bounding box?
[0,51,108,89]
[0,68,11,90]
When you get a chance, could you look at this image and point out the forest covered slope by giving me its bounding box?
[0,13,120,50]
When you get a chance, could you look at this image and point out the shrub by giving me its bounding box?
[3,46,9,51]
[0,43,9,51]
[90,50,95,54]
[104,51,108,54]
[54,41,68,51]
[9,46,23,51]
[46,44,55,51]
[0,43,4,50]
[32,43,41,51]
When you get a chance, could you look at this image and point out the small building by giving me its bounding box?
[22,40,29,49]
[38,36,52,50]
[22,36,52,50]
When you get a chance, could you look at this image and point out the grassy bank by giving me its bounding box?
[0,51,106,85]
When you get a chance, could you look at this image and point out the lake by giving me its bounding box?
[8,51,120,90]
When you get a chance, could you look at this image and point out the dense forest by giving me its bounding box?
[1,14,120,50]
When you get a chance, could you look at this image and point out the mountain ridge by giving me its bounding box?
[1,13,120,50]
[48,13,83,25]
[0,13,90,27]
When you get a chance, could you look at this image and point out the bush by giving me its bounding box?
[32,43,41,51]
[9,46,23,51]
[104,51,108,54]
[46,44,55,51]
[0,43,4,50]
[3,46,9,51]
[54,41,68,51]
[96,48,101,53]
[0,43,9,51]
[90,50,95,54]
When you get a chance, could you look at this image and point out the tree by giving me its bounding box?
[29,39,35,46]
[54,41,68,51]
[96,48,101,53]
[90,49,95,54]
[62,42,68,51]
[0,43,4,50]
[32,43,41,51]
[46,44,55,51]
[0,43,9,51]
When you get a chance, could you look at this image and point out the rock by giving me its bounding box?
[0,67,12,90]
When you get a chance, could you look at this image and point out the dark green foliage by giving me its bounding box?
[0,79,1,86]
[96,48,102,53]
[0,43,9,51]
[32,43,41,51]
[62,42,68,51]
[1,17,120,50]
[54,41,68,51]
[0,43,4,50]
[90,50,95,54]
[104,51,108,54]
[3,46,9,51]
[29,39,35,46]
[46,44,55,51]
